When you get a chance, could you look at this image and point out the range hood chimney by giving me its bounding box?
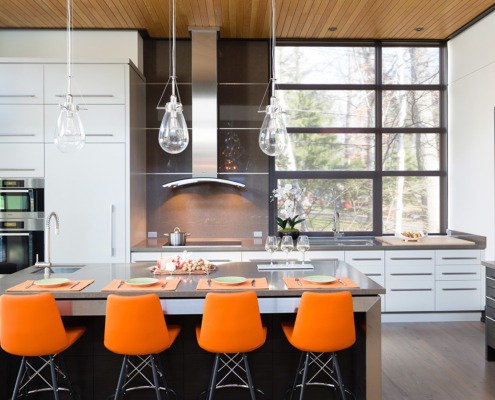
[163,28,245,189]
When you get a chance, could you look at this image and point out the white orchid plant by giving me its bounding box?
[271,184,305,232]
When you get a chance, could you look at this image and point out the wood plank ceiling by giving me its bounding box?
[0,0,494,40]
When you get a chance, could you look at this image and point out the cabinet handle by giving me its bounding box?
[0,233,30,237]
[0,94,36,97]
[55,94,115,98]
[86,134,115,137]
[208,259,233,263]
[390,257,433,260]
[441,257,478,260]
[441,288,477,291]
[366,273,382,276]
[390,273,433,276]
[310,258,339,261]
[486,316,495,323]
[0,189,29,193]
[110,204,115,257]
[0,168,35,171]
[0,134,36,137]
[391,288,432,292]
[442,272,477,275]
[351,258,383,261]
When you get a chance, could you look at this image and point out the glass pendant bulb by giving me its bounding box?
[259,96,288,156]
[54,94,85,153]
[158,94,189,154]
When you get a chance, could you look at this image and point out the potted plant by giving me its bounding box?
[272,184,305,239]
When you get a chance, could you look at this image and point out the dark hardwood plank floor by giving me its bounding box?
[382,321,495,400]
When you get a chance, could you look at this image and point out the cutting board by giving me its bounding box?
[374,236,476,246]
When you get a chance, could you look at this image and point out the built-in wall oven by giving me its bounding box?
[0,178,44,273]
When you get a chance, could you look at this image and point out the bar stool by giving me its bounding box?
[196,291,267,400]
[0,292,86,400]
[104,293,181,400]
[281,291,356,400]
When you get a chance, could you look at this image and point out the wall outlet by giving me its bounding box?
[253,231,263,238]
[147,231,158,238]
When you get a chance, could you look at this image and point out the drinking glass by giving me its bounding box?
[280,236,294,266]
[265,236,279,266]
[297,235,310,265]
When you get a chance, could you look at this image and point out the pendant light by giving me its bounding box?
[54,0,85,153]
[157,0,189,154]
[258,0,288,157]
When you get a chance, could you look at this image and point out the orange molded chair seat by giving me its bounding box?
[104,293,181,400]
[282,291,356,400]
[196,291,267,400]
[0,292,86,400]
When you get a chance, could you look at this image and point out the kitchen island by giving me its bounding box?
[0,260,384,399]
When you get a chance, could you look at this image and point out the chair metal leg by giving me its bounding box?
[114,355,129,400]
[289,353,305,400]
[150,354,162,400]
[298,352,310,400]
[207,353,221,400]
[332,353,347,400]
[49,355,60,400]
[242,353,257,400]
[11,356,27,399]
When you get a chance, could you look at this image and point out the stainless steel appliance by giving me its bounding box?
[0,178,44,273]
[0,178,44,219]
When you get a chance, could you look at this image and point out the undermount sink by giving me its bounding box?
[32,265,85,274]
[309,237,375,246]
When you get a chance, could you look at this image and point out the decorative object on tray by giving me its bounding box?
[152,251,215,275]
[272,184,307,239]
[395,231,428,242]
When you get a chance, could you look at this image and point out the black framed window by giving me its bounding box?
[270,42,446,236]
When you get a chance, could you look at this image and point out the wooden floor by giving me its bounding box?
[382,321,495,400]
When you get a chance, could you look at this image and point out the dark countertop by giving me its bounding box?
[132,231,486,252]
[0,260,385,300]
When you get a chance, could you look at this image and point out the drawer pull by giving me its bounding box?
[0,134,36,137]
[442,272,477,275]
[0,94,36,97]
[441,288,477,291]
[391,288,432,292]
[366,273,382,276]
[0,168,36,171]
[390,273,432,276]
[55,94,115,98]
[309,258,339,261]
[441,257,478,260]
[86,133,115,137]
[352,258,383,261]
[486,316,495,323]
[390,257,433,261]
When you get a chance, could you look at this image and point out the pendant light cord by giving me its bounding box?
[66,0,72,96]
[271,0,276,95]
[171,0,176,97]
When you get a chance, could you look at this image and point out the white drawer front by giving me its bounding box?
[386,250,435,266]
[436,264,480,280]
[45,104,126,143]
[306,250,345,261]
[0,105,44,142]
[346,250,384,275]
[0,64,43,104]
[386,281,435,312]
[0,143,44,177]
[436,281,481,311]
[44,64,126,104]
[435,249,480,265]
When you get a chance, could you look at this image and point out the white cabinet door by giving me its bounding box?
[45,104,126,143]
[45,143,126,263]
[0,105,44,142]
[0,64,43,104]
[44,64,126,104]
[0,143,44,177]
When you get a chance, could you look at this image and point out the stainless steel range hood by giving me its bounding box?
[163,28,245,189]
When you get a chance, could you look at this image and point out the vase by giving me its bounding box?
[278,230,300,241]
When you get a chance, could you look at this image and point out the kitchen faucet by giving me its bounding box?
[35,211,59,268]
[331,189,343,239]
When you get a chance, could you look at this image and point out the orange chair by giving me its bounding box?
[0,292,86,400]
[196,291,267,400]
[282,291,356,400]
[104,293,181,400]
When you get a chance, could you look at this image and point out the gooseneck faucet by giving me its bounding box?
[35,211,59,268]
[332,189,343,239]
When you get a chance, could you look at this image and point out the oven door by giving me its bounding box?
[0,178,44,219]
[0,220,44,273]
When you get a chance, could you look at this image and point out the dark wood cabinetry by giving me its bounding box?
[486,266,495,361]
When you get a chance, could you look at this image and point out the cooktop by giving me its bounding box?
[162,239,243,248]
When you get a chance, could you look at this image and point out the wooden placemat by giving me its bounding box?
[101,278,180,291]
[6,280,94,292]
[196,277,269,290]
[283,276,359,289]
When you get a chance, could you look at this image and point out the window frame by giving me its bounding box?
[269,40,448,237]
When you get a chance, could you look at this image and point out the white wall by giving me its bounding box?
[448,12,495,259]
[0,30,143,72]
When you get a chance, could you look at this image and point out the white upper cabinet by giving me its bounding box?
[44,63,126,104]
[0,64,43,104]
[0,105,44,142]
